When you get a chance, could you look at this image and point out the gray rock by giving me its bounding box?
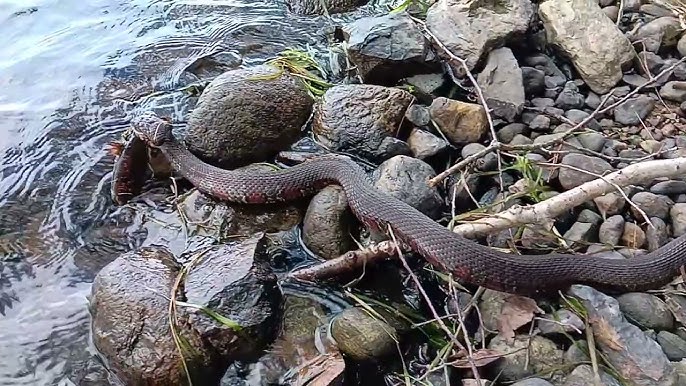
[405,104,431,127]
[657,331,686,361]
[568,285,678,386]
[330,307,397,360]
[462,143,498,171]
[631,192,674,220]
[555,81,586,110]
[510,133,534,145]
[529,115,551,131]
[577,132,606,152]
[477,47,526,122]
[641,4,676,17]
[595,191,627,217]
[646,217,670,252]
[345,12,436,84]
[602,5,619,22]
[565,341,590,364]
[429,97,488,145]
[498,122,528,143]
[565,109,601,131]
[621,222,646,249]
[185,65,313,168]
[405,73,446,95]
[313,85,413,162]
[617,292,674,330]
[302,186,354,260]
[539,0,635,94]
[562,364,622,386]
[585,92,601,109]
[512,379,554,386]
[629,16,682,52]
[425,0,534,73]
[623,73,652,88]
[660,81,686,103]
[614,95,655,125]
[407,128,448,159]
[670,203,686,236]
[538,309,585,335]
[563,221,597,247]
[373,155,443,219]
[578,209,603,225]
[558,153,614,190]
[623,0,641,11]
[679,33,686,58]
[637,51,667,76]
[599,215,626,245]
[286,0,366,14]
[532,97,555,107]
[651,180,686,195]
[487,334,565,382]
[522,66,546,96]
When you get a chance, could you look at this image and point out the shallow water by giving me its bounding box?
[0,1,387,384]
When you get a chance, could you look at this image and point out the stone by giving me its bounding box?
[646,217,670,252]
[487,335,565,382]
[330,307,397,360]
[522,66,546,96]
[302,186,354,260]
[630,16,682,52]
[345,12,436,84]
[405,104,431,126]
[679,33,686,58]
[630,192,674,220]
[577,132,606,152]
[651,180,686,195]
[602,5,619,22]
[555,81,586,110]
[621,222,646,249]
[407,128,448,159]
[657,331,686,361]
[539,0,635,94]
[660,81,686,103]
[286,0,367,14]
[617,292,674,331]
[477,47,526,122]
[565,109,601,131]
[510,133,534,145]
[429,97,488,145]
[425,0,534,73]
[372,155,443,219]
[529,115,551,131]
[637,51,667,76]
[585,92,601,109]
[565,341,590,364]
[595,191,627,217]
[568,285,678,386]
[562,365,622,386]
[185,65,313,168]
[498,123,528,143]
[613,95,655,126]
[670,203,686,236]
[531,97,555,107]
[599,215,625,245]
[538,309,585,335]
[313,85,413,162]
[557,153,614,190]
[623,73,652,88]
[462,143,498,171]
[405,73,446,95]
[577,209,603,225]
[563,221,597,247]
[512,379,554,386]
[641,4,675,18]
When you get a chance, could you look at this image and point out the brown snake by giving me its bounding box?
[129,111,686,296]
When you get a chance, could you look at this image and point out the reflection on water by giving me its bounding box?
[0,0,387,384]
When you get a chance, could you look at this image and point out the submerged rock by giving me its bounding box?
[185,65,313,168]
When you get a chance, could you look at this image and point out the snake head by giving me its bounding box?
[130,111,173,147]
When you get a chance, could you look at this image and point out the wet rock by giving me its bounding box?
[477,47,525,122]
[186,65,313,168]
[405,104,431,127]
[670,203,686,236]
[302,186,354,260]
[313,85,413,162]
[512,379,554,386]
[630,192,673,220]
[345,12,436,84]
[621,222,646,248]
[487,335,565,382]
[522,66,546,96]
[651,180,686,195]
[577,132,606,152]
[646,217,670,251]
[569,285,678,386]
[595,191,627,217]
[660,81,686,103]
[529,115,551,131]
[407,128,448,159]
[425,0,534,73]
[617,292,674,330]
[657,331,686,361]
[554,81,586,110]
[630,16,682,52]
[429,97,488,145]
[613,95,655,126]
[562,365,621,386]
[558,154,614,190]
[330,307,397,361]
[372,155,443,219]
[538,309,585,335]
[286,0,367,14]
[539,0,634,94]
[498,123,528,142]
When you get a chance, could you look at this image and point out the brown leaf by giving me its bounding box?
[591,316,625,352]
[291,352,345,386]
[451,348,504,368]
[497,294,542,342]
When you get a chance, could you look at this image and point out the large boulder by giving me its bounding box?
[312,84,414,162]
[538,0,635,94]
[425,0,534,74]
[185,65,314,168]
[286,0,367,15]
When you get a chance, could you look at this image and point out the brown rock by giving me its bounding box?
[621,222,646,249]
[429,97,488,144]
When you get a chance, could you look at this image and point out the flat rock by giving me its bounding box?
[660,81,686,103]
[563,221,597,248]
[407,128,448,159]
[313,85,413,162]
[614,95,656,126]
[630,191,673,220]
[557,153,614,190]
[185,65,313,168]
[616,292,674,331]
[477,47,526,122]
[302,186,354,260]
[568,285,678,386]
[539,0,635,94]
[577,132,606,152]
[651,180,686,195]
[429,97,488,145]
[425,0,534,73]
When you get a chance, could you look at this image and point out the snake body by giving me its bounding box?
[130,112,686,296]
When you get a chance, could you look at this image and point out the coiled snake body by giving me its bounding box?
[130,112,686,296]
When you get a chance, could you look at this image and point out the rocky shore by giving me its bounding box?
[96,0,686,384]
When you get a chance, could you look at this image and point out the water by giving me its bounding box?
[0,1,387,384]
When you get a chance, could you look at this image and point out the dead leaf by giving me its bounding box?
[591,316,625,351]
[497,294,542,342]
[451,348,504,368]
[288,352,345,386]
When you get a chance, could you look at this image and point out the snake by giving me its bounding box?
[128,111,686,296]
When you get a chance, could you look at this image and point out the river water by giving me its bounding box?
[0,1,388,384]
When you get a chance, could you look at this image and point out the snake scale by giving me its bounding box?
[129,111,686,296]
